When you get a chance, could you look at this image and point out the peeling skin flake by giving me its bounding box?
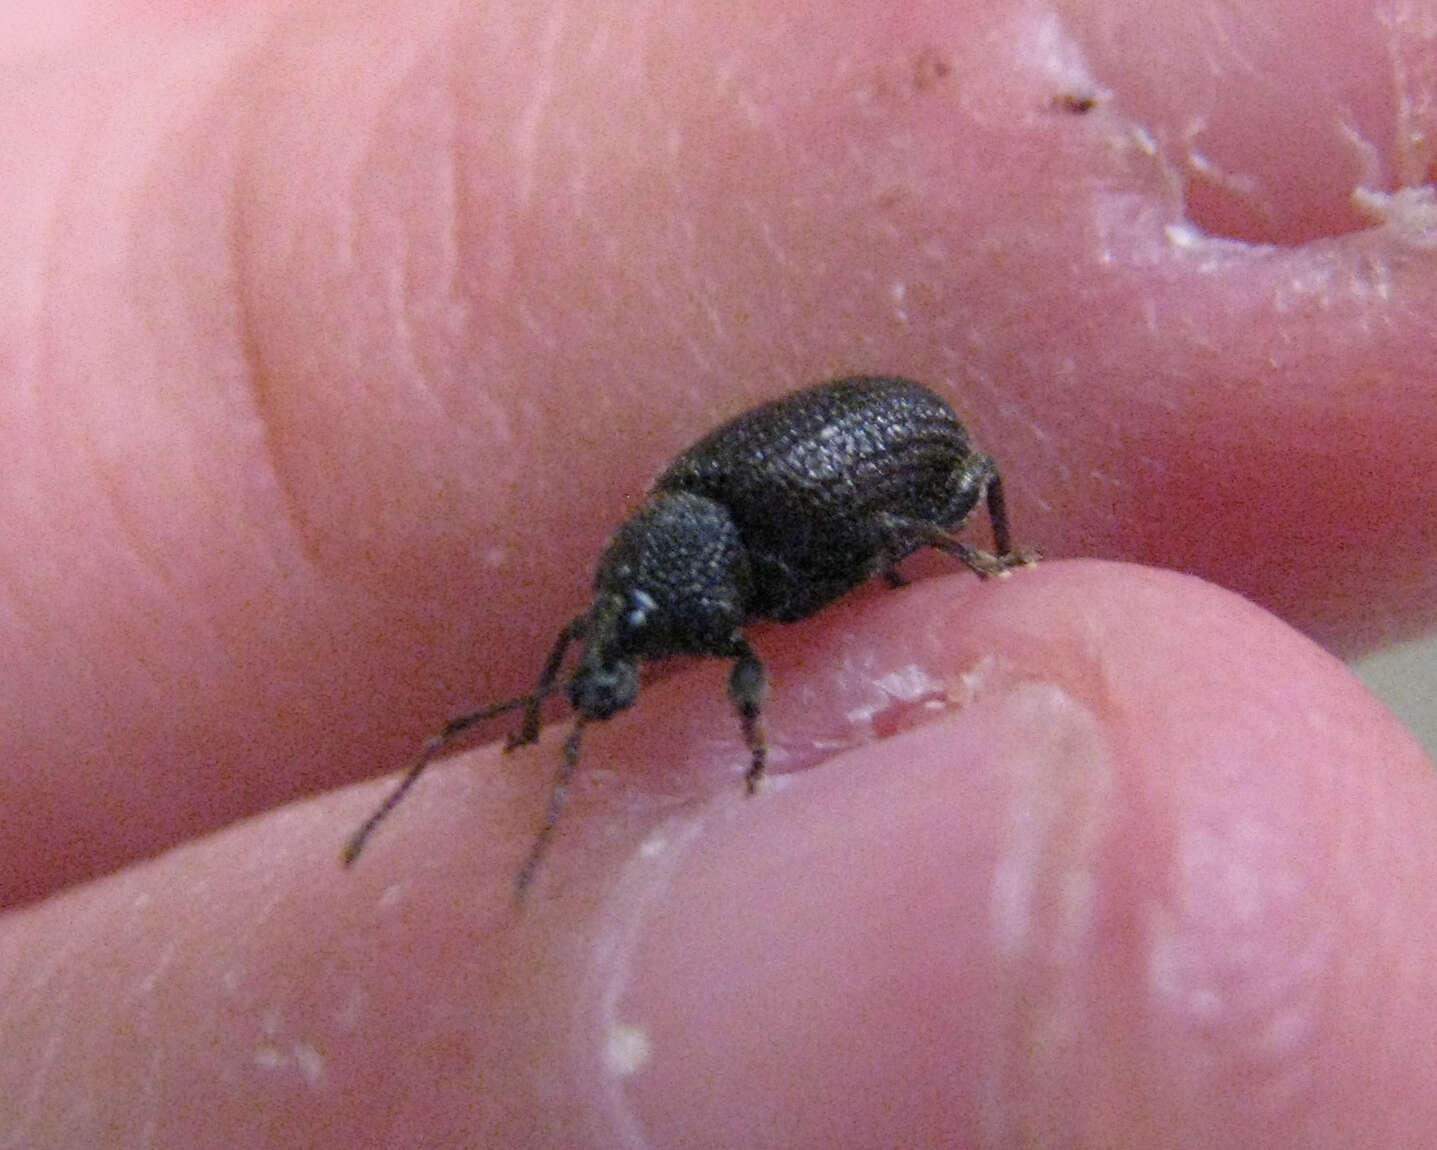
[1352,185,1437,248]
[843,663,948,728]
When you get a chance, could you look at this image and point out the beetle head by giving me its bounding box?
[566,591,650,720]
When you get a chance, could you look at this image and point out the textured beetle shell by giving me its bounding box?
[593,489,752,658]
[654,376,983,622]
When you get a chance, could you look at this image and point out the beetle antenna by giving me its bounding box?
[341,684,562,867]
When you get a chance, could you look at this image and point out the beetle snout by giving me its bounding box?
[568,659,640,720]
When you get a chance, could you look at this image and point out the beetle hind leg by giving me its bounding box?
[727,638,768,794]
[955,454,1041,568]
[958,452,1013,558]
[874,512,1020,581]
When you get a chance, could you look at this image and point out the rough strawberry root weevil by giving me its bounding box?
[343,376,1033,898]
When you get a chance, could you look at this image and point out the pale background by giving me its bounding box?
[1355,639,1437,760]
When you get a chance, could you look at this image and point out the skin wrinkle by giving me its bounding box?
[2,899,91,1146]
[234,13,394,579]
[433,36,466,385]
[312,17,544,537]
[982,686,1114,1146]
[59,95,187,629]
[582,812,714,1150]
[17,40,111,663]
[514,2,568,213]
[1381,0,1437,186]
[1199,4,1270,85]
[989,686,1110,963]
[223,94,339,599]
[976,584,1333,1117]
[424,40,527,461]
[358,25,476,433]
[228,174,314,578]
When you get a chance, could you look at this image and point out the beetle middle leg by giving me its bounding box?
[881,565,910,589]
[727,637,768,793]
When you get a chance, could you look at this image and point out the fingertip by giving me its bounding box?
[590,563,1437,1145]
[7,563,1435,1148]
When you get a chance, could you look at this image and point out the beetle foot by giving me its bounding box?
[971,547,1043,579]
[503,729,541,753]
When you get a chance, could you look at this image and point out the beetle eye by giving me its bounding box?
[623,589,657,633]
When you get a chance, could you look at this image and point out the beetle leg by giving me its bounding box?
[514,716,588,902]
[874,512,1017,580]
[872,516,921,584]
[727,637,768,794]
[960,452,1014,558]
[506,615,587,751]
[957,454,1043,566]
[880,563,910,588]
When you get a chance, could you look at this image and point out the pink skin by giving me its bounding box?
[3,0,1437,1145]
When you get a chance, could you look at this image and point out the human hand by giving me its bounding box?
[3,1,1436,1145]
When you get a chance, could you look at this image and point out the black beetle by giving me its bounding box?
[343,376,1032,896]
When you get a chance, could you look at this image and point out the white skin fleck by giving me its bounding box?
[293,1043,325,1087]
[603,1025,653,1077]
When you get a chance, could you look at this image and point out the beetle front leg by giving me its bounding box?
[727,638,768,794]
[513,717,589,902]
